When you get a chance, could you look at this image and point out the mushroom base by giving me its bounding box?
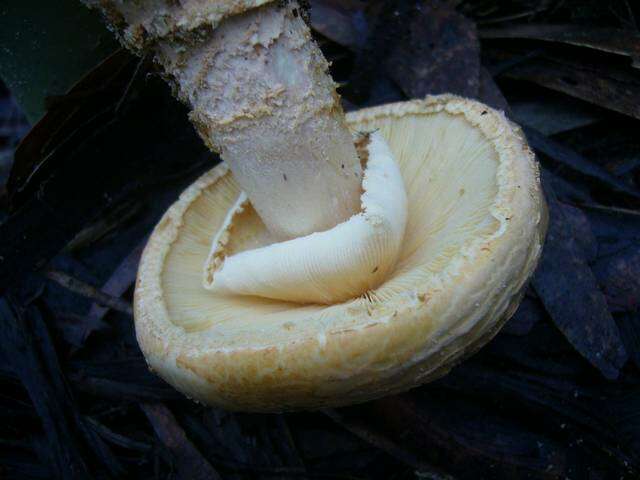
[134,95,547,411]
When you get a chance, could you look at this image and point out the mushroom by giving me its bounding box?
[135,96,546,410]
[84,1,546,411]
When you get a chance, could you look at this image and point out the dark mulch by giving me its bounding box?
[1,1,639,479]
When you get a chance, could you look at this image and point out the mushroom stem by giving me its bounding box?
[83,1,362,239]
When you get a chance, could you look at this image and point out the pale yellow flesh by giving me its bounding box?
[164,106,499,339]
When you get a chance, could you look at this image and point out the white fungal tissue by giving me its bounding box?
[202,131,408,304]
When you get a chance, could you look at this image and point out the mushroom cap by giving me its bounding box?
[134,95,547,412]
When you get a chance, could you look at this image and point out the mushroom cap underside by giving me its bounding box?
[134,95,547,411]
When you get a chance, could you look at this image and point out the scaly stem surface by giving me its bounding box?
[83,0,362,239]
